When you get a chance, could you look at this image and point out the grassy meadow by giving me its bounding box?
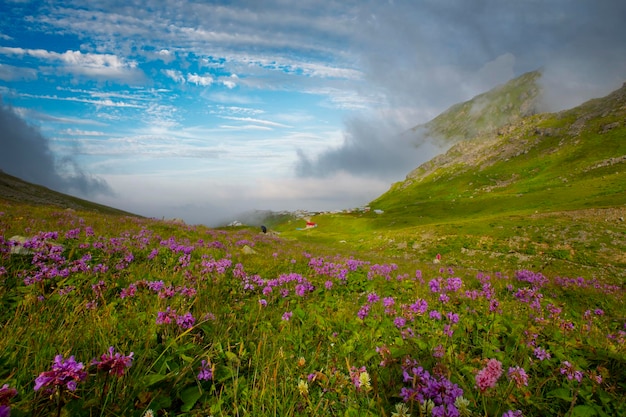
[1,76,625,417]
[1,198,625,417]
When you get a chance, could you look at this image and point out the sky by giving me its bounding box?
[1,0,625,226]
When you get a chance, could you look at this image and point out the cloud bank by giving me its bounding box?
[295,0,626,182]
[0,99,112,197]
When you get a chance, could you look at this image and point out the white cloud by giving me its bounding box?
[0,46,142,82]
[218,116,291,128]
[187,73,213,86]
[61,128,105,136]
[20,93,144,108]
[163,69,185,83]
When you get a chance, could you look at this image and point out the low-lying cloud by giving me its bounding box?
[0,98,112,197]
[295,115,444,182]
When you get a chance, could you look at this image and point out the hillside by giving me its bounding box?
[275,77,626,282]
[0,170,138,217]
[407,70,542,145]
[376,80,626,214]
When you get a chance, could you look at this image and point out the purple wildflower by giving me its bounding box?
[560,361,583,382]
[507,366,528,388]
[383,297,395,308]
[394,316,407,329]
[429,310,442,321]
[197,359,213,381]
[91,347,133,376]
[176,312,196,329]
[502,411,524,417]
[409,299,428,315]
[533,347,551,361]
[282,311,293,321]
[0,384,17,416]
[156,307,176,325]
[367,292,380,304]
[357,304,370,320]
[34,355,87,392]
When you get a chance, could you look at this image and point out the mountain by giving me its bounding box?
[372,77,626,218]
[0,169,138,216]
[272,76,625,281]
[407,70,542,146]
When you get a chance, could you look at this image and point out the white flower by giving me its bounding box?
[391,402,411,417]
[359,371,372,392]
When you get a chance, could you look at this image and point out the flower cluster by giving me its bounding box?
[197,359,213,381]
[34,355,87,392]
[560,361,583,382]
[400,358,464,417]
[0,384,17,417]
[475,358,503,392]
[91,346,134,376]
[507,366,528,388]
[349,366,372,392]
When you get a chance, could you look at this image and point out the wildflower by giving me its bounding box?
[533,347,551,361]
[420,399,435,415]
[475,359,503,392]
[297,379,309,396]
[367,292,380,303]
[358,371,372,392]
[176,312,196,329]
[560,361,583,382]
[391,402,411,417]
[34,354,87,392]
[507,366,528,388]
[394,316,407,329]
[142,409,155,417]
[0,384,17,417]
[350,366,371,392]
[446,312,460,324]
[432,345,445,359]
[258,299,267,307]
[446,277,463,292]
[325,280,333,289]
[156,307,176,325]
[92,347,133,376]
[357,304,370,320]
[197,359,213,381]
[455,396,472,417]
[429,310,442,320]
[502,410,524,417]
[282,311,293,321]
[383,296,395,308]
[409,298,428,314]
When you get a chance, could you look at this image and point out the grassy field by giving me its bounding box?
[1,197,624,416]
[1,75,625,416]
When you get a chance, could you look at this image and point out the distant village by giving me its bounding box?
[226,206,384,227]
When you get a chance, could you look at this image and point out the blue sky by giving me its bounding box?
[1,0,625,225]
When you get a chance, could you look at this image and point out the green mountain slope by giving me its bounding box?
[407,70,542,146]
[0,170,138,217]
[276,77,626,282]
[374,81,626,218]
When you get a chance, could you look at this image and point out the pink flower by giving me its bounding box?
[475,359,503,392]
